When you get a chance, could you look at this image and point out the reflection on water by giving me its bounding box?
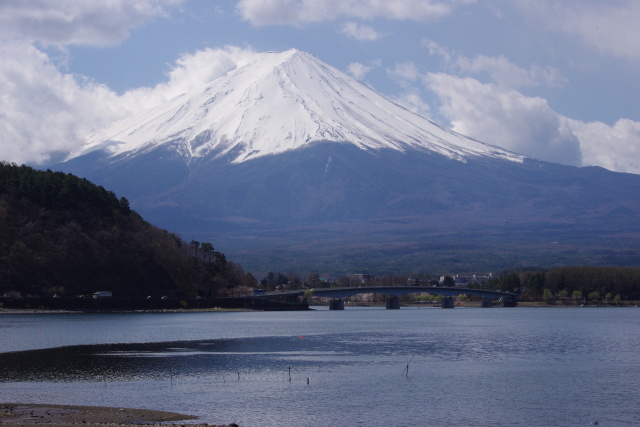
[0,337,314,382]
[0,326,601,383]
[0,321,636,381]
[0,320,636,382]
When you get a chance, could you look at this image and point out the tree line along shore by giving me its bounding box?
[253,267,640,306]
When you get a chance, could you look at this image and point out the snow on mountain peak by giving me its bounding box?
[68,49,525,164]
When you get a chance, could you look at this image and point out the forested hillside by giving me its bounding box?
[0,162,255,299]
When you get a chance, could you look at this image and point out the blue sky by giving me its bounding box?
[1,0,639,174]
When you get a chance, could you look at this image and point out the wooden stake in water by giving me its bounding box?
[401,355,415,377]
[288,366,291,382]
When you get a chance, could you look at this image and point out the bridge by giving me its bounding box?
[254,286,517,309]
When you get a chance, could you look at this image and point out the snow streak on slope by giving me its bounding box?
[69,49,524,164]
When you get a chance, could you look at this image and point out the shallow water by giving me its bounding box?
[1,307,639,426]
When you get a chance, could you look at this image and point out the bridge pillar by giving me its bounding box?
[502,295,518,307]
[481,297,493,308]
[329,298,345,310]
[386,296,400,309]
[441,296,455,309]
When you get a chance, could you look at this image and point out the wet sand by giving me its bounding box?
[0,403,236,427]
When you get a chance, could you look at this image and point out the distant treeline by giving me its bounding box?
[257,267,640,303]
[0,162,255,299]
[482,266,640,301]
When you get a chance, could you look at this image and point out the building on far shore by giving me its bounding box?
[349,272,375,286]
[439,274,494,288]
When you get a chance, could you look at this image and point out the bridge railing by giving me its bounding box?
[252,286,516,300]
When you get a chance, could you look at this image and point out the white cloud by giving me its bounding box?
[568,118,640,174]
[393,92,432,118]
[415,34,640,173]
[408,42,584,168]
[0,0,191,165]
[422,39,453,67]
[236,0,459,26]
[340,22,385,41]
[347,62,372,80]
[387,62,433,118]
[0,0,231,165]
[515,0,640,60]
[390,61,419,81]
[455,54,566,88]
[122,46,260,111]
[0,44,258,165]
[346,58,380,80]
[0,42,123,164]
[425,73,583,166]
[423,70,640,174]
[423,39,566,88]
[0,0,184,46]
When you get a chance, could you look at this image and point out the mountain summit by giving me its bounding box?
[56,49,640,275]
[69,49,523,165]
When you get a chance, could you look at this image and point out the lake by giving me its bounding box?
[1,307,639,426]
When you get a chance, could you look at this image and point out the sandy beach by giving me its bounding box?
[0,403,236,427]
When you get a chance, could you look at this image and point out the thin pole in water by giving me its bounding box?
[401,354,415,377]
[288,366,291,382]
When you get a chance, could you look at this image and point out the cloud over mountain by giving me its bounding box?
[0,44,259,165]
[425,73,583,167]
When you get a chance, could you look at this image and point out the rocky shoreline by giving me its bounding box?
[0,403,236,427]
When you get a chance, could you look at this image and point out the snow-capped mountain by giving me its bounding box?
[55,49,640,275]
[68,49,523,165]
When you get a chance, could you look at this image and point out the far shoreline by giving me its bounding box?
[2,302,638,314]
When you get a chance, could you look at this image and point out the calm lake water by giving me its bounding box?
[1,307,639,426]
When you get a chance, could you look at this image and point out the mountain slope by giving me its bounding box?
[54,49,640,275]
[68,49,523,165]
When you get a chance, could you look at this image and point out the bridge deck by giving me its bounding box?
[257,286,515,300]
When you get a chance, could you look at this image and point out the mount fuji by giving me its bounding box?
[55,49,640,274]
[68,49,523,165]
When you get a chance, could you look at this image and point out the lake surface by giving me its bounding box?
[1,307,639,426]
